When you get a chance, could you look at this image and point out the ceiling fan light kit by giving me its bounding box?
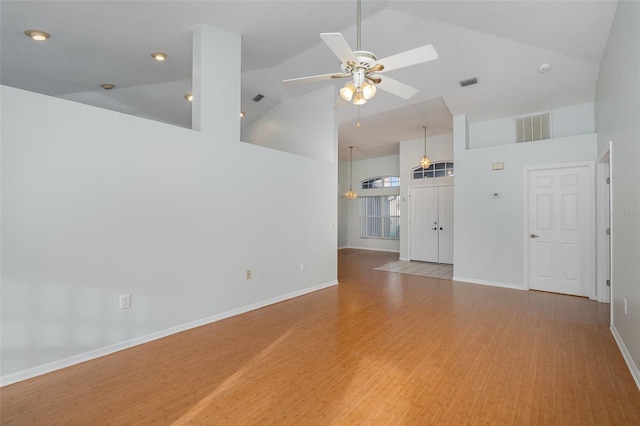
[283,0,438,107]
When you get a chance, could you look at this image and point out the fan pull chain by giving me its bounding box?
[357,105,361,128]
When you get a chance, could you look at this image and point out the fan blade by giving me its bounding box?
[374,75,419,99]
[320,33,359,66]
[283,72,350,84]
[376,44,438,73]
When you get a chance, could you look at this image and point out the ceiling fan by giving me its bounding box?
[283,0,438,105]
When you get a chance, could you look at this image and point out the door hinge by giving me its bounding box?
[606,228,611,236]
[606,279,611,287]
[606,177,610,184]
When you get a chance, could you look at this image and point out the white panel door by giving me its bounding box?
[527,165,593,296]
[409,187,438,262]
[438,186,454,264]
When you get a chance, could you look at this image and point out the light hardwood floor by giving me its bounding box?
[2,249,639,424]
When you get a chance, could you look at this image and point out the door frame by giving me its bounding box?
[596,147,611,303]
[408,184,453,263]
[522,161,596,297]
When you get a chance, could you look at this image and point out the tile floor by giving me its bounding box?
[374,260,453,280]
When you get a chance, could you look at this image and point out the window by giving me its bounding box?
[361,176,400,189]
[360,195,400,240]
[412,162,454,179]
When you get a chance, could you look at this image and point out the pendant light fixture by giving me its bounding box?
[343,146,358,199]
[420,126,431,169]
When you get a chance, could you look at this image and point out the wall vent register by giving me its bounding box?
[515,112,551,143]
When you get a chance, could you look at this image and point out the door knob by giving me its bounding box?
[530,234,539,238]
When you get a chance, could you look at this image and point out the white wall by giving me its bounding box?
[453,114,596,288]
[595,0,640,387]
[241,87,336,162]
[1,25,338,384]
[399,134,454,260]
[469,102,595,148]
[339,155,400,252]
[337,160,349,248]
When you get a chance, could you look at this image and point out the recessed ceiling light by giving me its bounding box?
[184,93,193,102]
[240,111,245,118]
[100,83,115,90]
[539,63,551,73]
[151,52,168,61]
[24,30,50,41]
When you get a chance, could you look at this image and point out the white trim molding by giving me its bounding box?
[343,246,400,254]
[611,325,640,391]
[452,276,526,291]
[0,280,338,387]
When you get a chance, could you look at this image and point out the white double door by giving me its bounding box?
[526,163,595,297]
[409,186,453,264]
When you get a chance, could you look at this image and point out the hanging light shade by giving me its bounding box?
[343,146,359,199]
[340,82,356,102]
[361,81,376,100]
[420,126,431,169]
[352,90,367,106]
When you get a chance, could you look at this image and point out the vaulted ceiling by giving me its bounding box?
[1,1,618,160]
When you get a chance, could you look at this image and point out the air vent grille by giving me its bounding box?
[515,112,551,143]
[460,77,478,87]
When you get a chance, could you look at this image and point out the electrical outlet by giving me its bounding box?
[495,257,501,266]
[300,263,305,271]
[119,294,131,310]
[624,298,628,315]
[246,269,252,280]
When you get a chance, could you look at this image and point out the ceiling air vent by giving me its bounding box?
[459,77,478,87]
[515,112,551,143]
[252,94,265,102]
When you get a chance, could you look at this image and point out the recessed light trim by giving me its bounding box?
[100,83,115,90]
[24,29,50,41]
[184,93,193,102]
[151,52,168,61]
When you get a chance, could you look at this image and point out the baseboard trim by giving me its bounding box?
[0,280,338,387]
[342,246,400,254]
[452,276,526,291]
[610,324,640,391]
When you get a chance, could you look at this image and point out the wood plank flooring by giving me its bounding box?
[2,249,639,424]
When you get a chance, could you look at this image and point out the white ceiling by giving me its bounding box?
[0,1,618,160]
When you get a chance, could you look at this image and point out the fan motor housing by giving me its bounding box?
[341,50,377,73]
